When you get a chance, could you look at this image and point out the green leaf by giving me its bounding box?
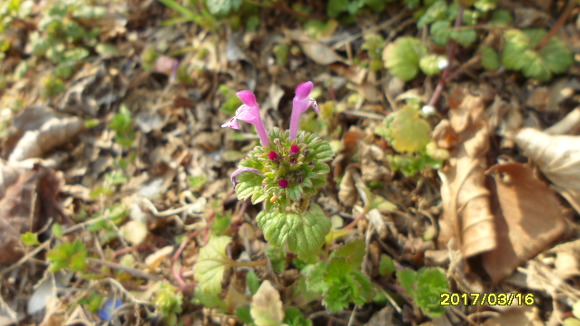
[236,306,254,324]
[490,9,512,25]
[327,0,349,18]
[430,20,451,45]
[383,37,428,81]
[379,254,396,276]
[449,28,477,47]
[417,0,447,28]
[481,46,499,70]
[256,204,331,259]
[540,36,574,74]
[21,232,39,246]
[284,307,312,326]
[246,270,260,295]
[303,262,329,294]
[193,236,232,295]
[235,172,264,204]
[332,239,366,270]
[502,29,573,82]
[205,0,242,16]
[396,268,417,296]
[152,283,183,324]
[419,54,445,75]
[416,267,448,317]
[47,240,88,273]
[323,258,374,312]
[266,246,287,273]
[382,105,432,153]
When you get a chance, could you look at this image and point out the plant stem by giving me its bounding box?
[87,258,162,282]
[427,4,466,108]
[229,258,269,268]
[535,0,576,50]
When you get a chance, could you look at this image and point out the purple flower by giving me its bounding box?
[278,179,289,188]
[289,81,319,140]
[222,90,270,147]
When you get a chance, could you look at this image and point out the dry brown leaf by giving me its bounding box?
[481,306,543,326]
[285,30,344,65]
[515,128,580,214]
[0,163,64,265]
[483,162,566,283]
[9,115,84,163]
[338,166,358,207]
[438,89,496,258]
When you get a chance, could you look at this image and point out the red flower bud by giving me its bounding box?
[268,151,279,161]
[290,144,300,154]
[278,179,289,188]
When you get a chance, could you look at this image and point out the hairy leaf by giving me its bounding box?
[380,105,431,153]
[193,236,232,295]
[256,204,331,259]
[383,37,428,81]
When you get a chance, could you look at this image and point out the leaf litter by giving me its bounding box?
[0,0,578,325]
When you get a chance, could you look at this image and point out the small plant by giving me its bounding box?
[301,239,374,312]
[383,37,447,81]
[47,239,89,273]
[152,283,183,325]
[221,81,334,260]
[396,266,449,317]
[502,28,573,82]
[376,100,448,176]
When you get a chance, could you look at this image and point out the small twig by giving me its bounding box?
[535,0,576,50]
[346,305,358,326]
[88,258,162,282]
[229,258,269,268]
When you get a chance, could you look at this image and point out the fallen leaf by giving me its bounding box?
[250,280,284,326]
[145,246,174,270]
[514,128,580,214]
[9,114,84,163]
[0,163,64,265]
[119,220,148,246]
[483,162,566,283]
[481,306,543,326]
[438,88,496,258]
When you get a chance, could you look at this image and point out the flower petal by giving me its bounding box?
[235,104,258,123]
[221,117,240,129]
[236,90,258,109]
[295,81,313,100]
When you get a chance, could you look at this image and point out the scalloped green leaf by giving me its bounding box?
[193,236,232,295]
[383,105,431,153]
[235,172,265,204]
[383,37,428,81]
[481,46,499,70]
[419,54,445,76]
[417,0,448,28]
[450,28,477,47]
[430,20,451,45]
[502,28,573,82]
[256,204,331,259]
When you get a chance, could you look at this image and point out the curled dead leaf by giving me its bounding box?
[438,89,496,258]
[515,128,580,215]
[483,162,566,283]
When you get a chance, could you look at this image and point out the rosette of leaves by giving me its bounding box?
[383,37,447,81]
[302,239,374,312]
[397,267,448,317]
[235,128,333,212]
[502,28,573,82]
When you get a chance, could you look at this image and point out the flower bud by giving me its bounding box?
[290,144,300,155]
[278,179,289,188]
[268,151,279,161]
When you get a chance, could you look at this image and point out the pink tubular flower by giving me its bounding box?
[289,81,319,140]
[222,90,270,147]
